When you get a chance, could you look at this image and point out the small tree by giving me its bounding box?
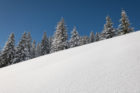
[95,32,100,41]
[79,36,89,45]
[69,27,80,48]
[118,10,133,35]
[89,31,95,43]
[101,16,115,39]
[41,32,50,55]
[31,40,36,58]
[36,43,41,57]
[48,37,53,50]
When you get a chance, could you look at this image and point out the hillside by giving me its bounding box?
[0,31,140,93]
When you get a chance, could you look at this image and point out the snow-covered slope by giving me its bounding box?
[0,32,140,93]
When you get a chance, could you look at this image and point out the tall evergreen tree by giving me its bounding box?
[0,33,15,67]
[101,16,115,39]
[41,32,50,55]
[36,43,41,57]
[48,37,53,50]
[51,18,68,52]
[95,32,100,41]
[69,27,80,48]
[31,40,36,58]
[118,10,133,35]
[89,31,95,43]
[26,32,32,59]
[13,32,28,63]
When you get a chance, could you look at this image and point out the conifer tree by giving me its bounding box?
[26,32,32,59]
[41,32,50,55]
[31,40,36,58]
[13,32,28,63]
[0,33,15,67]
[101,16,115,39]
[118,10,133,35]
[89,31,95,43]
[48,37,53,50]
[51,18,68,52]
[79,36,89,45]
[36,43,41,57]
[69,27,80,48]
[95,32,100,41]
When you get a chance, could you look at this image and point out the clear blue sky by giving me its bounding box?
[0,0,139,47]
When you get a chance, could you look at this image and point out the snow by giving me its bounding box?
[0,31,140,93]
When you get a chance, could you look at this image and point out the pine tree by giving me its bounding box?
[95,32,100,41]
[31,40,36,58]
[51,18,68,52]
[0,33,15,67]
[101,16,115,39]
[41,32,50,55]
[36,43,41,57]
[69,27,80,48]
[79,36,89,45]
[89,31,95,43]
[118,10,133,35]
[13,32,28,63]
[26,32,32,59]
[48,37,53,50]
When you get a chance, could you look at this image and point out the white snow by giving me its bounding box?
[0,31,140,93]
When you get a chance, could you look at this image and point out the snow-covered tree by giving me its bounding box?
[36,43,41,57]
[69,27,80,48]
[13,32,28,63]
[26,32,32,59]
[101,16,115,39]
[95,32,100,41]
[51,18,68,52]
[118,10,133,35]
[89,31,95,43]
[79,36,89,45]
[41,32,50,55]
[48,37,53,50]
[31,40,36,58]
[0,33,15,67]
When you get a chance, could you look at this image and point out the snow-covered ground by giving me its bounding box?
[0,31,140,93]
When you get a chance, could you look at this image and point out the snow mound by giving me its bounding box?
[0,31,140,93]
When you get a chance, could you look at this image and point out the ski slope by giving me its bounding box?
[0,31,140,93]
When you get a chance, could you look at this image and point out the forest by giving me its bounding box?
[0,10,134,68]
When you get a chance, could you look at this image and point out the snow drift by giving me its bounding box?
[0,31,140,93]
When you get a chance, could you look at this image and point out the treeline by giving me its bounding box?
[0,10,134,68]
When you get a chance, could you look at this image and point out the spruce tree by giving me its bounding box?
[51,18,68,52]
[79,36,89,45]
[89,31,95,43]
[41,32,50,55]
[26,32,32,59]
[95,32,100,41]
[48,37,53,50]
[13,32,28,63]
[101,16,115,39]
[118,10,133,35]
[0,33,15,67]
[36,43,41,57]
[31,40,36,58]
[69,27,80,48]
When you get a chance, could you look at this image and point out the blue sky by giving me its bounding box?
[0,0,139,47]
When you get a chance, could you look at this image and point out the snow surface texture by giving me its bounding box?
[0,31,140,93]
